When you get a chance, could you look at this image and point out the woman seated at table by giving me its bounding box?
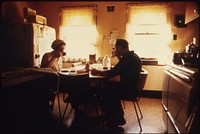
[41,39,66,72]
[91,39,142,128]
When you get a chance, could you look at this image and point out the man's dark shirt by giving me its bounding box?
[107,51,142,90]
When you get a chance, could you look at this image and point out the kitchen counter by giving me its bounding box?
[1,72,43,88]
[1,67,59,88]
[141,58,158,65]
[165,62,199,75]
[1,67,59,133]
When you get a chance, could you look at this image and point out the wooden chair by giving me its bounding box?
[121,68,148,132]
[49,88,61,118]
[36,68,62,119]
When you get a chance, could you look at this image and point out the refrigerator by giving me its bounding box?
[1,23,56,68]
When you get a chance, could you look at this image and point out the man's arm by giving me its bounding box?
[91,69,108,76]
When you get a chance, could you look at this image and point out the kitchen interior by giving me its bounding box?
[1,1,199,133]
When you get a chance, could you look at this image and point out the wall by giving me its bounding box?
[169,2,199,55]
[1,2,36,23]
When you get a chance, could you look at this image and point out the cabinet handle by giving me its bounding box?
[169,69,192,82]
[167,111,181,134]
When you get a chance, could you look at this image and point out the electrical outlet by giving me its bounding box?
[107,6,115,12]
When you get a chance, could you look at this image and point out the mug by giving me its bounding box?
[89,54,96,64]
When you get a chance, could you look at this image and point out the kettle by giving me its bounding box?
[173,52,185,64]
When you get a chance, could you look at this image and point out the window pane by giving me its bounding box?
[59,26,97,60]
[126,4,172,64]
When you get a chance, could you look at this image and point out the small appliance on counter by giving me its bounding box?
[23,7,47,25]
[173,52,185,64]
[184,41,199,66]
[173,38,199,67]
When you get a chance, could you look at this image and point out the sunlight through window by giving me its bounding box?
[59,7,97,61]
[126,3,172,64]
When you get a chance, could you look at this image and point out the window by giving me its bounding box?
[126,2,172,64]
[59,6,97,61]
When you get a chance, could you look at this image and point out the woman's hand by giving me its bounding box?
[54,51,66,58]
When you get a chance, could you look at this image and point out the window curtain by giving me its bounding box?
[126,2,172,64]
[127,2,172,25]
[60,8,96,26]
[59,7,97,60]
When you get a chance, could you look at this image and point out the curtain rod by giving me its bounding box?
[126,2,172,7]
[60,5,97,10]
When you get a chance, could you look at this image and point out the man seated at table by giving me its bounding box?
[91,39,142,128]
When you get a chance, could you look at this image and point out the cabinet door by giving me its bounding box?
[168,72,193,133]
[142,65,164,91]
[185,2,199,24]
[162,70,170,109]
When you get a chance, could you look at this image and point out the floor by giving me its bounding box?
[49,93,167,134]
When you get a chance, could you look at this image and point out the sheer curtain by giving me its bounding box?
[59,7,97,61]
[126,2,172,64]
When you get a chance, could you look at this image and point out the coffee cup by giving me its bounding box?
[62,52,66,56]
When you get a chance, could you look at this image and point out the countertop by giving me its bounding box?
[1,68,59,88]
[165,62,199,76]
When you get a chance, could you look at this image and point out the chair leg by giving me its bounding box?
[59,102,69,125]
[133,101,142,132]
[49,101,54,117]
[56,93,62,118]
[135,101,143,119]
[94,102,100,117]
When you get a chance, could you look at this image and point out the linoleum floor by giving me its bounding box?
[50,93,166,133]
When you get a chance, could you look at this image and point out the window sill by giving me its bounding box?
[141,58,158,65]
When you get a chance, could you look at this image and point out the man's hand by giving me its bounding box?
[91,69,99,75]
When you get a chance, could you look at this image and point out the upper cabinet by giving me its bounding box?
[185,2,199,24]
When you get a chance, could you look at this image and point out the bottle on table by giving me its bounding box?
[103,54,111,70]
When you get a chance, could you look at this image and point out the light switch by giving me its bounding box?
[173,34,177,40]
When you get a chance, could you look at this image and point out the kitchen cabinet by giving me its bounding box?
[185,2,199,24]
[142,65,164,91]
[1,68,59,133]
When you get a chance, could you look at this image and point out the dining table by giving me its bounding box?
[58,63,121,102]
[58,63,110,89]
